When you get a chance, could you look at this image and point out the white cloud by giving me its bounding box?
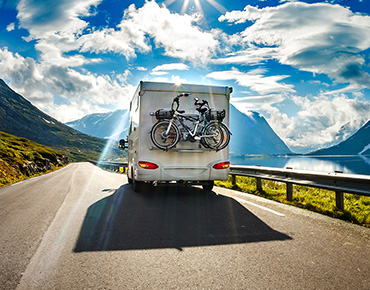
[153,63,189,71]
[213,47,279,66]
[171,75,187,84]
[52,101,110,124]
[216,2,370,152]
[35,40,101,67]
[219,2,370,86]
[16,0,104,66]
[6,22,15,31]
[78,2,219,63]
[0,47,135,123]
[207,68,295,95]
[231,94,285,113]
[150,71,169,76]
[152,76,171,83]
[77,27,148,59]
[263,94,370,153]
[17,0,101,38]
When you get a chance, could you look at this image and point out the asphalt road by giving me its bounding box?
[0,162,369,290]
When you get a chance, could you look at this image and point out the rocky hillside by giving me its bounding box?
[0,79,121,161]
[0,131,69,187]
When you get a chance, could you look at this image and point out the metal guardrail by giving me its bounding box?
[89,160,128,173]
[229,165,370,211]
[89,160,370,211]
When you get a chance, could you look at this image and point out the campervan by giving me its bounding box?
[120,81,232,192]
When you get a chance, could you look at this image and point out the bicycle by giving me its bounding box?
[150,93,231,151]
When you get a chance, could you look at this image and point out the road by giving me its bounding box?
[0,162,369,290]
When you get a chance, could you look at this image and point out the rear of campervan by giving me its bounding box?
[125,81,232,192]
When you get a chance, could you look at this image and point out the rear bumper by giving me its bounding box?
[135,163,229,182]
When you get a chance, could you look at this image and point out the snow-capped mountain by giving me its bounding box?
[229,105,291,155]
[311,120,370,155]
[66,105,292,155]
[66,110,129,140]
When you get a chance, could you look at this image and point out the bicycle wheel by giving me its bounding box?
[150,121,180,150]
[217,122,231,150]
[202,122,224,149]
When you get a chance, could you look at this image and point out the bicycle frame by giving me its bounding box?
[165,109,219,140]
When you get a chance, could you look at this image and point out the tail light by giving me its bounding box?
[138,161,159,169]
[213,161,230,170]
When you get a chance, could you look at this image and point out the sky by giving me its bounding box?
[1,0,370,153]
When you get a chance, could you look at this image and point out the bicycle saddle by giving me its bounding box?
[196,107,208,114]
[177,110,185,114]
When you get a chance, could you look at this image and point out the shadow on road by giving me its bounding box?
[74,185,291,252]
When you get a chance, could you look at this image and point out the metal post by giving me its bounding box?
[335,191,344,211]
[286,182,293,201]
[231,174,236,185]
[256,177,262,192]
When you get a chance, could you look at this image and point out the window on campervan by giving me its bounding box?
[129,92,140,134]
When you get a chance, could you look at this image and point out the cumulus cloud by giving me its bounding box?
[17,0,101,38]
[219,2,370,86]
[16,0,103,66]
[0,47,135,122]
[264,94,370,152]
[214,2,370,152]
[78,2,219,63]
[77,27,148,59]
[16,1,220,65]
[6,22,15,31]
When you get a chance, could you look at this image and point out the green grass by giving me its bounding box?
[216,175,370,227]
[0,131,69,187]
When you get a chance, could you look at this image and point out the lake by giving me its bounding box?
[230,155,370,176]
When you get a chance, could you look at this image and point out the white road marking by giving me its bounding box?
[11,181,25,186]
[215,187,285,217]
[233,197,285,217]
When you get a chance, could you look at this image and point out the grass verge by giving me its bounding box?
[215,175,370,227]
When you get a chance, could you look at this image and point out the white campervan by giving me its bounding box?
[120,81,232,192]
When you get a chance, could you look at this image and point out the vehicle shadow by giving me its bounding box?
[74,185,291,252]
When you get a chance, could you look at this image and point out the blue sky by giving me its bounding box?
[1,0,370,153]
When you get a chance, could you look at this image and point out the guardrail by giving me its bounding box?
[89,160,128,173]
[230,165,370,211]
[89,160,370,211]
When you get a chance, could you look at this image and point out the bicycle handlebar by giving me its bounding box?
[171,94,209,114]
[194,97,209,111]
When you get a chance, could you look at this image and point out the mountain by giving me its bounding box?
[0,79,120,161]
[66,110,129,140]
[66,104,292,155]
[310,120,370,155]
[229,105,291,155]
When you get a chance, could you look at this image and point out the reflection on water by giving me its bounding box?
[230,155,370,175]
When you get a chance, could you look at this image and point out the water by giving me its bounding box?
[230,155,370,176]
